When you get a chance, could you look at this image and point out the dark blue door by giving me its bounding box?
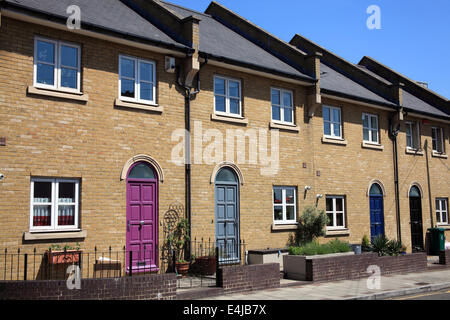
[215,168,240,263]
[369,184,385,242]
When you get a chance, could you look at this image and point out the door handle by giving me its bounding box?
[140,220,145,225]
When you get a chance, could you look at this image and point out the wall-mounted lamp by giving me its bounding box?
[304,186,312,191]
[316,194,323,199]
[0,173,4,181]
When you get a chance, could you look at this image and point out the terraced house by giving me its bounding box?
[0,0,448,278]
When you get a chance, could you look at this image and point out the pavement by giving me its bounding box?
[204,260,450,300]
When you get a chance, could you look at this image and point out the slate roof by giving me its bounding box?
[2,0,188,50]
[320,63,394,106]
[159,1,313,81]
[357,64,449,118]
[402,90,450,118]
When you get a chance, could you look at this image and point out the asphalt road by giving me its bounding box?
[392,289,450,300]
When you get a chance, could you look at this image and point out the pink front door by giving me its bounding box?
[126,163,158,273]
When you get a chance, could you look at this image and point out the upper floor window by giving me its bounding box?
[273,186,296,224]
[323,106,342,139]
[326,196,346,230]
[362,113,379,144]
[406,121,420,150]
[214,76,241,117]
[271,88,294,124]
[436,198,448,225]
[432,127,444,154]
[30,178,80,232]
[119,55,156,104]
[34,37,81,92]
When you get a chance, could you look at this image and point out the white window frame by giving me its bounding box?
[273,186,297,225]
[432,127,445,154]
[436,198,448,226]
[33,36,81,93]
[271,87,294,125]
[119,55,157,105]
[362,113,379,144]
[29,178,80,232]
[214,75,242,117]
[406,121,421,150]
[323,106,343,139]
[326,196,346,230]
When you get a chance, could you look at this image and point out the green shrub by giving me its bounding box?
[361,235,371,252]
[370,235,406,256]
[289,239,350,256]
[290,206,329,246]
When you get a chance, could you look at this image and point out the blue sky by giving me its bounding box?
[167,0,450,99]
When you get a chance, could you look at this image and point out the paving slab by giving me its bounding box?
[203,267,450,300]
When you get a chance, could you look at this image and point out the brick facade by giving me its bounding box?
[0,0,449,282]
[439,250,450,265]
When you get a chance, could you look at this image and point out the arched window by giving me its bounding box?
[215,167,238,183]
[409,186,421,198]
[369,183,383,196]
[128,162,156,179]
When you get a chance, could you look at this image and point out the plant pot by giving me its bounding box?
[194,256,216,275]
[175,261,190,276]
[46,250,82,265]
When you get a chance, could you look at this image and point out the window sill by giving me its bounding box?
[432,152,448,159]
[24,230,87,241]
[325,229,350,236]
[269,121,299,132]
[405,148,424,156]
[115,99,163,113]
[28,86,88,102]
[271,223,298,231]
[362,141,384,151]
[322,136,348,146]
[436,225,450,230]
[211,113,248,125]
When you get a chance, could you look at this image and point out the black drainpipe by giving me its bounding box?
[389,113,402,243]
[176,55,208,258]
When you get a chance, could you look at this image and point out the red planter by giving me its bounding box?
[193,256,216,275]
[46,250,82,265]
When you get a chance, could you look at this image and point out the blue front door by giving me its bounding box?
[370,195,385,242]
[215,185,239,262]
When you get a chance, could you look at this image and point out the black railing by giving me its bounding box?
[0,240,247,282]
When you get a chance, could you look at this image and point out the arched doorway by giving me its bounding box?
[215,167,240,263]
[369,183,385,242]
[409,185,424,252]
[126,162,158,273]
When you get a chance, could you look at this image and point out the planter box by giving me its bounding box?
[46,250,82,265]
[283,252,355,280]
[284,252,427,282]
[248,248,289,271]
[191,256,216,275]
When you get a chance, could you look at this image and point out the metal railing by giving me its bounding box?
[0,240,247,282]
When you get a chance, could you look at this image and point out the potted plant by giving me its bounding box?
[166,218,190,276]
[46,243,82,265]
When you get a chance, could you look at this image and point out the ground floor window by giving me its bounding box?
[326,196,346,229]
[30,178,79,231]
[273,186,296,224]
[436,198,448,225]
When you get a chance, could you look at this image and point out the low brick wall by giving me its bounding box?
[439,250,450,265]
[217,263,280,294]
[0,273,176,300]
[304,252,427,282]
